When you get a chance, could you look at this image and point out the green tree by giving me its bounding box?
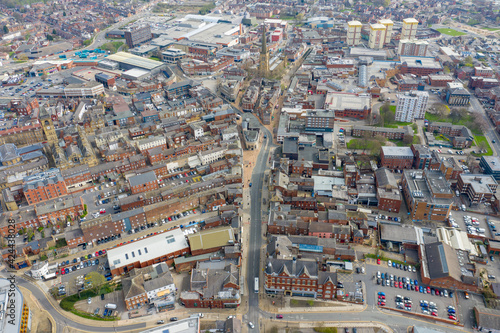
[443,66,451,74]
[87,271,106,294]
[47,34,53,41]
[63,11,66,16]
[52,29,57,35]
[3,26,8,34]
[24,33,30,41]
[83,39,92,46]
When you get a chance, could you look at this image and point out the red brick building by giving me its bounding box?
[264,259,338,300]
[10,97,39,116]
[23,169,68,205]
[129,171,159,194]
[380,146,414,170]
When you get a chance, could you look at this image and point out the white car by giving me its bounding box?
[388,260,392,267]
[248,322,255,329]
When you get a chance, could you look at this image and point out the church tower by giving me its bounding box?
[40,107,57,144]
[259,25,269,77]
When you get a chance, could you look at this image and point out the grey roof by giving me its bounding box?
[375,167,398,188]
[128,171,157,187]
[380,224,418,244]
[0,144,18,163]
[266,258,318,277]
[425,242,462,281]
[474,306,500,330]
[381,146,414,157]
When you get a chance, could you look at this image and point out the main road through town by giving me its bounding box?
[244,113,275,333]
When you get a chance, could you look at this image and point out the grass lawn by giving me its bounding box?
[482,27,500,31]
[424,112,481,135]
[436,28,467,36]
[472,135,493,156]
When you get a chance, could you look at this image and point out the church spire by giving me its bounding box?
[261,24,267,54]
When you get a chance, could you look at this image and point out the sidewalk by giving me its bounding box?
[259,294,365,314]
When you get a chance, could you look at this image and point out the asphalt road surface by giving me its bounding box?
[0,270,146,333]
[244,113,275,333]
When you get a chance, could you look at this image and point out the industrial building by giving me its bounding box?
[104,52,166,74]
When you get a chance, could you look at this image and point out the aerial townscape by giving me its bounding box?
[2,0,500,333]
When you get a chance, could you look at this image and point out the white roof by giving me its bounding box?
[107,228,188,270]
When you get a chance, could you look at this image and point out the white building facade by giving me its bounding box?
[395,90,429,122]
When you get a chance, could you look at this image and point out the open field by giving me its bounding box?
[436,28,467,36]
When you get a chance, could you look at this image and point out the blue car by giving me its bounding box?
[406,284,410,290]
[103,309,108,316]
[419,286,423,293]
[378,292,385,296]
[392,262,396,268]
[381,273,385,279]
[414,280,418,286]
[448,309,456,314]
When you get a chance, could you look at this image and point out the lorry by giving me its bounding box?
[105,303,117,309]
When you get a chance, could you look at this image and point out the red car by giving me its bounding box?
[276,315,283,319]
[377,259,381,265]
[399,282,403,288]
[192,209,196,213]
[378,295,385,299]
[95,251,99,257]
[427,287,431,293]
[102,250,106,254]
[378,301,386,306]
[435,290,440,296]
[61,269,65,275]
[448,315,457,320]
[168,217,172,221]
[431,312,438,317]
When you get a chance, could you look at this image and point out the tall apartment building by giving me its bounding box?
[401,18,419,41]
[368,23,386,49]
[395,90,429,122]
[23,168,68,205]
[125,25,152,48]
[378,19,394,44]
[347,21,363,46]
[398,39,428,56]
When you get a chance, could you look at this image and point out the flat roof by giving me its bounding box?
[106,52,164,70]
[381,146,414,157]
[107,228,189,270]
[187,226,234,252]
[400,56,443,70]
[139,317,199,333]
[325,92,371,111]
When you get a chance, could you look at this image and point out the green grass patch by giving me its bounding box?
[149,56,160,61]
[472,135,493,156]
[436,28,467,36]
[100,41,125,54]
[314,328,338,333]
[435,134,450,142]
[70,309,118,321]
[482,27,500,31]
[425,112,482,135]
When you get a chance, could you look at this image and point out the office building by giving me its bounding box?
[395,90,429,122]
[0,278,32,333]
[480,156,500,181]
[125,25,152,48]
[378,19,394,44]
[401,170,454,222]
[457,174,498,205]
[347,21,362,46]
[398,40,428,56]
[368,23,386,49]
[401,18,419,41]
[161,49,187,63]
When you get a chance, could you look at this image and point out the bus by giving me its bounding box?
[254,277,259,293]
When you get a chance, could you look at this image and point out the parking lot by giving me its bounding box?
[373,261,459,321]
[75,290,125,319]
